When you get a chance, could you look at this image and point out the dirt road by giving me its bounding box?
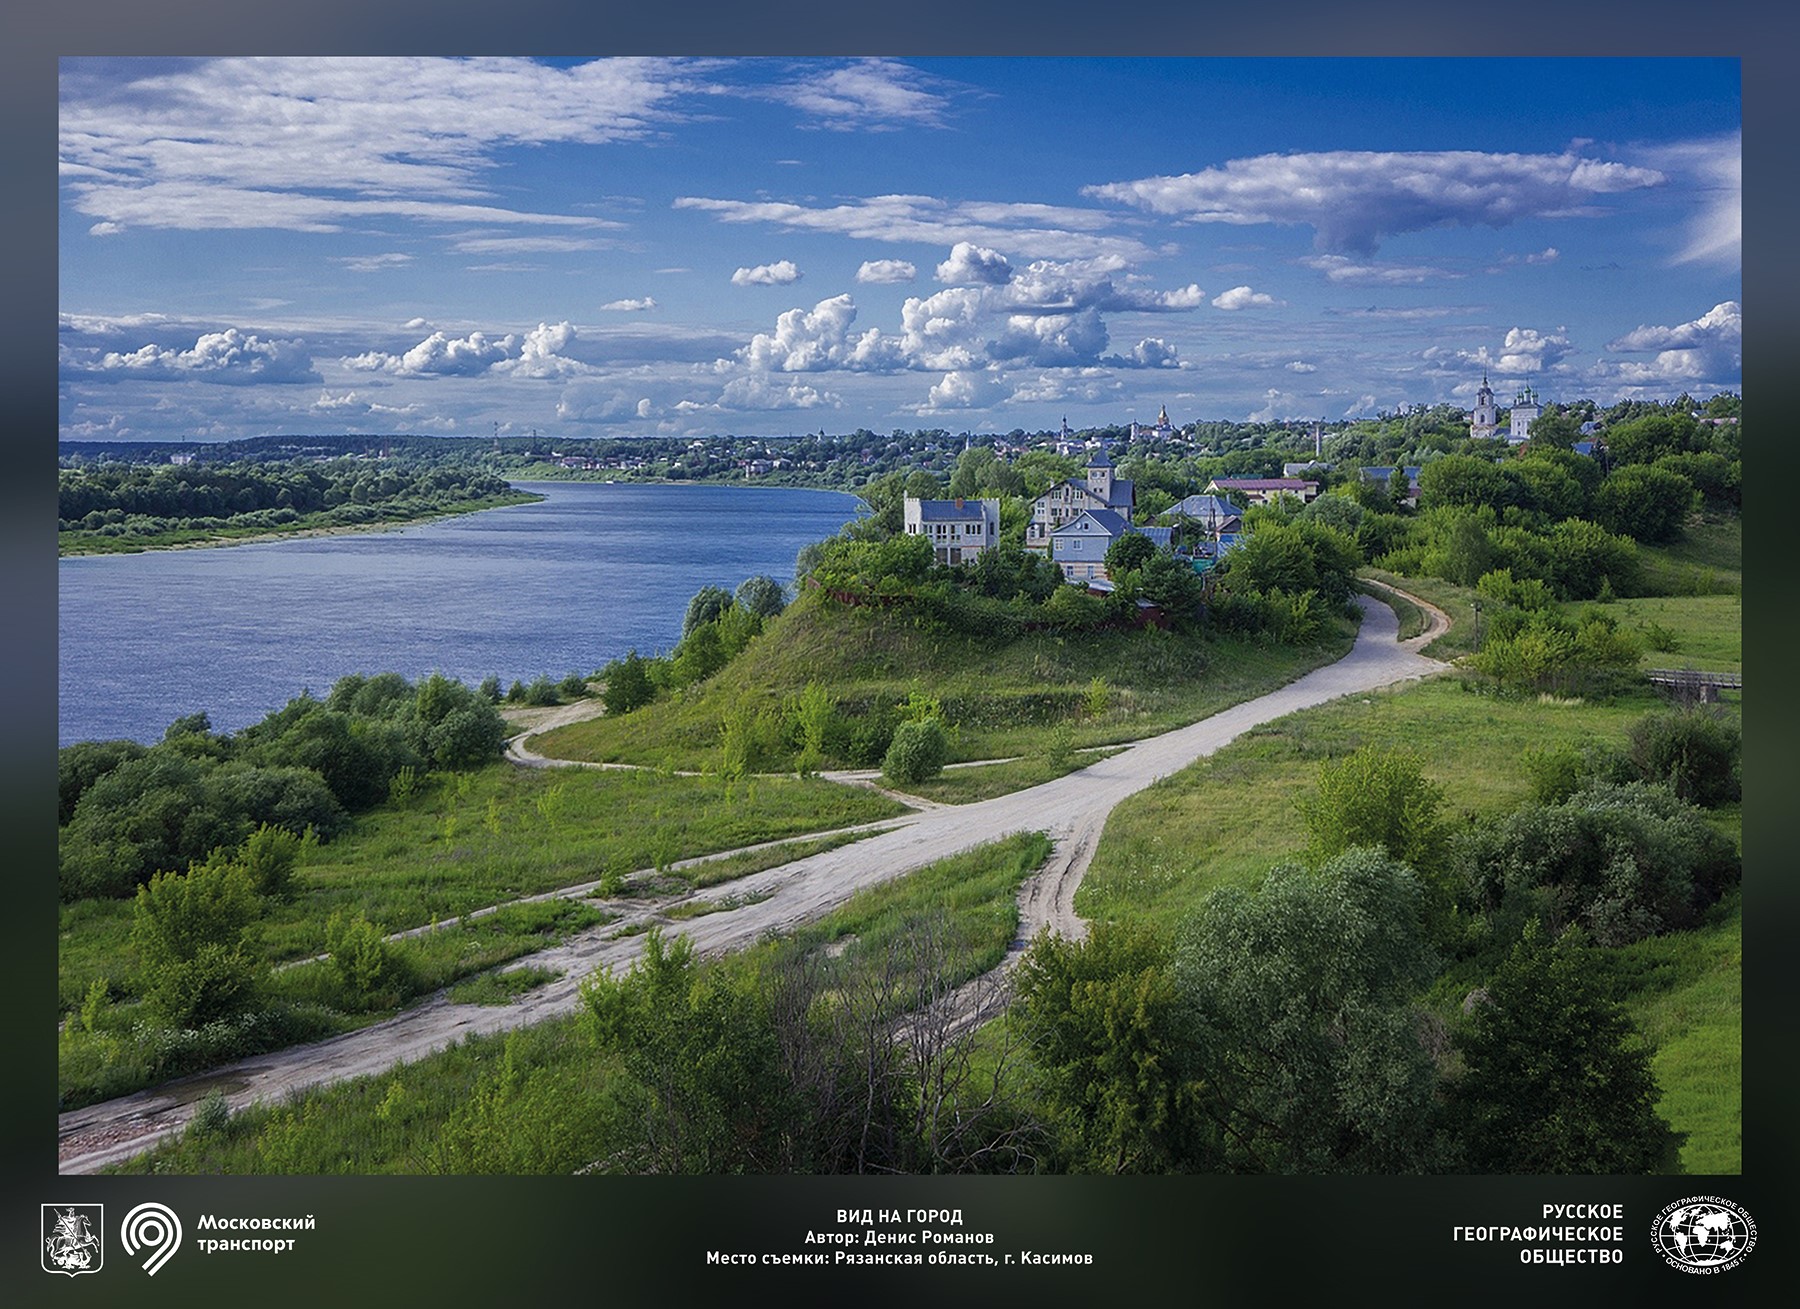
[58,592,1445,1174]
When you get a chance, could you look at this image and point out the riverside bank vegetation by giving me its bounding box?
[61,392,1742,1174]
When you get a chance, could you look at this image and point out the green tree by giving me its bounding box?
[58,738,148,825]
[1448,925,1683,1173]
[1299,746,1447,878]
[784,680,836,775]
[1013,923,1201,1172]
[601,649,656,715]
[734,573,788,619]
[681,584,733,638]
[1104,531,1157,576]
[1592,465,1697,544]
[1418,455,1512,513]
[1171,849,1444,1173]
[238,823,302,899]
[131,851,265,1028]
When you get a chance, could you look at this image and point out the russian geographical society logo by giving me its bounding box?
[1652,1196,1756,1274]
[42,1204,103,1276]
[120,1201,184,1276]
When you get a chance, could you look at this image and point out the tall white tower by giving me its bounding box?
[1470,374,1500,440]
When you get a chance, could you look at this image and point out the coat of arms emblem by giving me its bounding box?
[42,1204,103,1276]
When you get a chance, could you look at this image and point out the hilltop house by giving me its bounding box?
[903,496,1001,566]
[1027,447,1136,552]
[1160,493,1244,552]
[1204,476,1318,507]
[1049,512,1176,583]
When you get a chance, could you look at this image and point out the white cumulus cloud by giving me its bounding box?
[602,297,658,311]
[1211,285,1282,310]
[347,329,516,377]
[732,260,803,287]
[495,321,589,378]
[738,294,896,372]
[920,368,1009,412]
[856,259,917,284]
[1127,338,1181,368]
[84,328,319,385]
[936,242,1014,286]
[1601,301,1741,390]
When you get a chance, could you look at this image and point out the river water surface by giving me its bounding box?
[58,481,863,745]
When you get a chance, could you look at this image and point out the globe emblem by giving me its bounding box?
[1653,1199,1755,1272]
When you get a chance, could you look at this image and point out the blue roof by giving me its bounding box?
[1133,526,1174,549]
[1053,508,1130,537]
[913,498,991,522]
[1162,494,1242,521]
[1086,447,1114,468]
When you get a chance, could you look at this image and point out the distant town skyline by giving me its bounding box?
[58,56,1741,443]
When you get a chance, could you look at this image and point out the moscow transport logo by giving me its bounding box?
[120,1201,183,1276]
[1652,1196,1756,1274]
[42,1204,104,1276]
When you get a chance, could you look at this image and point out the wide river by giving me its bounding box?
[58,481,864,746]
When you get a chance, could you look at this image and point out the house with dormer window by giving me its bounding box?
[1026,447,1136,552]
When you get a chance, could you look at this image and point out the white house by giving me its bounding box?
[1027,447,1136,552]
[903,496,1001,566]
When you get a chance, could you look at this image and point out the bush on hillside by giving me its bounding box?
[882,717,949,786]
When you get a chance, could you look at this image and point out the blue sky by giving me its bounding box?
[57,56,1742,442]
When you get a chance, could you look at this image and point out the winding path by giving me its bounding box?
[57,590,1446,1174]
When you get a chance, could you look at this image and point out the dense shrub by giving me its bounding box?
[1454,782,1740,946]
[1471,608,1641,698]
[1626,709,1740,807]
[131,854,265,1029]
[1300,746,1447,877]
[882,717,949,785]
[324,911,418,1011]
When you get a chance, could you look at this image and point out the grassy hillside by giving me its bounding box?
[536,588,1354,773]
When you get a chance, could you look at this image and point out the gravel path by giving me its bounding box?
[58,590,1446,1174]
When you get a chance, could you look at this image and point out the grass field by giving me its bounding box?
[1076,673,1665,930]
[59,760,910,1014]
[107,832,1051,1174]
[1607,893,1742,1173]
